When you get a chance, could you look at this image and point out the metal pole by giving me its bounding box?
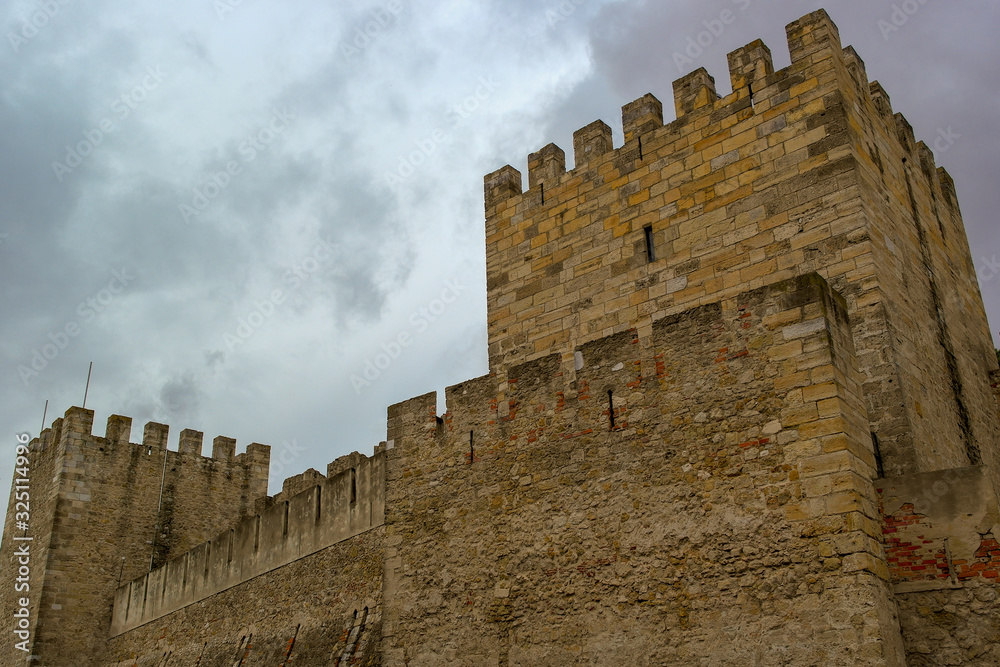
[83,362,93,408]
[40,399,48,434]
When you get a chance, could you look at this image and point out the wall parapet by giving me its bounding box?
[110,446,386,636]
[28,407,269,471]
[484,9,949,219]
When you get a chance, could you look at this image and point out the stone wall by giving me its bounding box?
[844,45,1000,488]
[110,447,385,635]
[103,527,384,666]
[483,9,1000,489]
[0,415,62,661]
[0,407,269,665]
[381,274,905,665]
[878,467,1000,665]
[2,9,998,666]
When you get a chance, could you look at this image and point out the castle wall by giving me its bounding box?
[841,51,1000,486]
[102,527,384,666]
[381,274,905,665]
[0,407,269,665]
[484,10,1000,486]
[109,448,385,635]
[878,467,1000,665]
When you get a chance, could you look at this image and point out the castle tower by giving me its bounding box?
[377,9,999,663]
[0,407,269,664]
[484,10,1000,493]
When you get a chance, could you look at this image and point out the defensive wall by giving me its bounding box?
[0,408,268,664]
[484,10,999,492]
[381,273,906,664]
[104,450,385,665]
[2,8,999,666]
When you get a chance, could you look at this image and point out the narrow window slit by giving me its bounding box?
[644,225,655,263]
[608,390,615,430]
[315,485,322,522]
[748,82,755,109]
[871,432,885,477]
[350,468,357,504]
[469,430,474,464]
[638,135,643,161]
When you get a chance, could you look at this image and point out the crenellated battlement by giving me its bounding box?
[28,406,269,470]
[485,10,949,219]
[111,445,385,635]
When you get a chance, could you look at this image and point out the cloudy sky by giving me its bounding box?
[2,0,998,515]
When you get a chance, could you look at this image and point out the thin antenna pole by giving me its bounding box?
[40,399,49,434]
[149,448,169,572]
[83,362,93,408]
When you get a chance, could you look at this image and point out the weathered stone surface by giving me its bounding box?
[1,8,998,666]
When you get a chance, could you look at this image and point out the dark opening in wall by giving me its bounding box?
[644,226,655,263]
[608,390,616,430]
[350,468,357,504]
[872,432,885,478]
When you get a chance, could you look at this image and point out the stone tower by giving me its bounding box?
[483,13,998,489]
[0,408,268,664]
